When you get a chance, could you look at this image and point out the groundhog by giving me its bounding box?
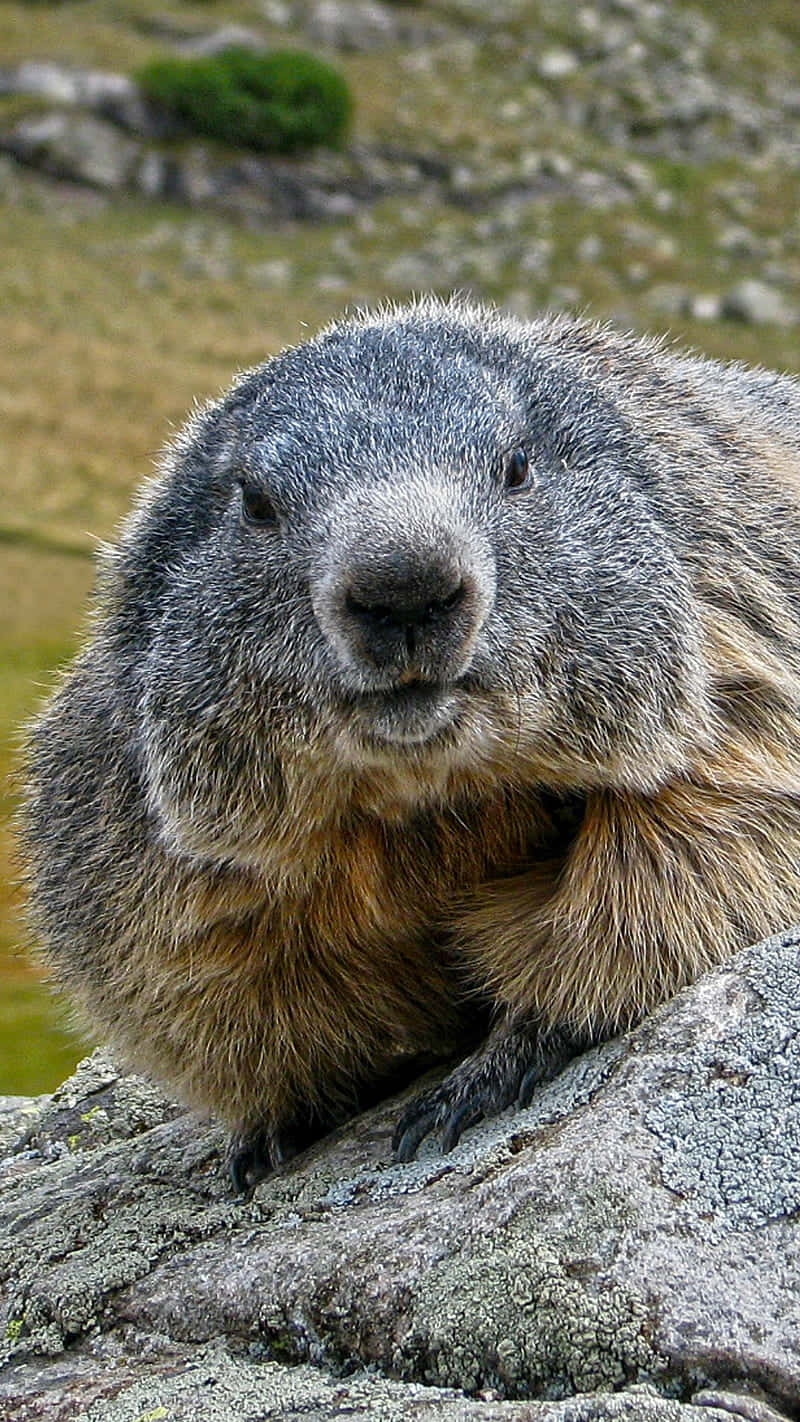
[22,297,800,1189]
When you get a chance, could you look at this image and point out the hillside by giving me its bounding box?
[2,0,800,1092]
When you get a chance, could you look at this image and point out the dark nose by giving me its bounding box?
[345,563,466,659]
[331,546,481,681]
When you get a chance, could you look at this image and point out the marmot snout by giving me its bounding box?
[23,297,800,1189]
[313,492,495,719]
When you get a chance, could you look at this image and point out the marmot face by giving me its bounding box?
[133,301,705,865]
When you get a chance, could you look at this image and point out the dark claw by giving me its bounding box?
[392,1020,585,1163]
[441,1104,479,1153]
[517,1063,543,1108]
[227,1130,275,1194]
[518,1030,580,1107]
[393,1106,441,1163]
[226,1114,327,1193]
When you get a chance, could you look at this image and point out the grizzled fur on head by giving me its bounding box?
[108,297,709,867]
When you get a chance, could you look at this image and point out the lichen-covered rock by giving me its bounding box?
[1,930,799,1421]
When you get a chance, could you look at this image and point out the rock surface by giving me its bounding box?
[1,929,799,1421]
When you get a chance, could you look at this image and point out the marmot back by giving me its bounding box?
[23,298,800,1188]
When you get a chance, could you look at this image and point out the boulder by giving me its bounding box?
[1,929,799,1420]
[0,62,165,137]
[2,112,140,189]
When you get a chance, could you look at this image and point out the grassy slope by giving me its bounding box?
[2,0,800,1093]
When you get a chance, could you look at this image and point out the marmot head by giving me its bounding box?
[108,299,708,863]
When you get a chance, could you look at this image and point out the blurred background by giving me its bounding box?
[2,0,800,1097]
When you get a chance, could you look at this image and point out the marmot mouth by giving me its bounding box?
[353,679,461,748]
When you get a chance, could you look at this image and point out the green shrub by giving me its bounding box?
[137,47,353,154]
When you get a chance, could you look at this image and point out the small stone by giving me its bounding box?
[577,235,604,262]
[688,292,722,321]
[449,164,477,194]
[646,283,690,317]
[316,272,349,292]
[317,191,358,219]
[303,0,430,53]
[178,25,267,58]
[716,225,760,256]
[355,210,377,235]
[722,279,796,326]
[181,253,235,281]
[520,151,543,178]
[262,1,293,23]
[136,150,167,198]
[621,160,656,194]
[540,152,573,178]
[652,235,677,259]
[174,148,217,205]
[550,283,581,307]
[246,258,293,287]
[519,240,552,276]
[538,48,579,80]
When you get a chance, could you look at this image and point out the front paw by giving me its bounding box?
[226,1112,330,1193]
[392,1022,578,1163]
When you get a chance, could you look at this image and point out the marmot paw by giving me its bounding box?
[226,1114,328,1192]
[391,1021,578,1163]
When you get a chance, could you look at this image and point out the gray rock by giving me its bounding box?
[172,145,219,206]
[2,112,140,189]
[0,60,80,104]
[0,1347,763,1422]
[715,225,761,258]
[538,49,580,80]
[300,0,441,52]
[646,283,692,317]
[2,931,799,1420]
[0,62,163,137]
[687,292,722,321]
[722,279,797,326]
[246,258,294,286]
[135,149,168,198]
[0,1096,49,1156]
[262,1,295,23]
[177,25,268,58]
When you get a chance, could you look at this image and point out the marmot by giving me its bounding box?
[23,297,800,1189]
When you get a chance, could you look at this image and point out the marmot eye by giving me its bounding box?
[504,447,531,492]
[238,477,278,528]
